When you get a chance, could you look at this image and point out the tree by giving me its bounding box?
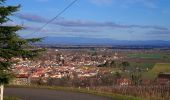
[97,60,110,67]
[0,0,43,99]
[131,72,142,85]
[110,60,115,67]
[104,60,110,67]
[122,61,130,70]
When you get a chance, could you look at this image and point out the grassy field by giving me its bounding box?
[130,62,155,69]
[127,53,170,60]
[142,63,170,80]
[151,63,170,73]
[4,96,20,100]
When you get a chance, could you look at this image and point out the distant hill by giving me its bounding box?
[39,36,170,46]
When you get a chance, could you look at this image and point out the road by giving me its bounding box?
[4,87,112,100]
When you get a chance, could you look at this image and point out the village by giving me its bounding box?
[10,48,118,85]
[10,48,170,87]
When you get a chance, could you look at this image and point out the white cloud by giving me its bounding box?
[15,13,168,31]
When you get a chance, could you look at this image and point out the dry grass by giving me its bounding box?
[151,63,170,73]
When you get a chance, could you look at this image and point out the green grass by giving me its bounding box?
[127,53,170,60]
[7,85,142,100]
[4,96,20,100]
[130,62,155,69]
[142,63,170,80]
[142,71,157,80]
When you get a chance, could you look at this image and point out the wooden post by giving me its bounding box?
[0,84,4,100]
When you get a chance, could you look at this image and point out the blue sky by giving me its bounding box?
[5,0,170,40]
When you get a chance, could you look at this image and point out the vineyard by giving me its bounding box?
[92,85,170,100]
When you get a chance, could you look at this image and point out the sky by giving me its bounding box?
[4,0,170,40]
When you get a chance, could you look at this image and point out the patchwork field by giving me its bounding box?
[127,53,170,61]
[143,63,170,80]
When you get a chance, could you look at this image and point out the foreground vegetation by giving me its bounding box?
[4,96,20,100]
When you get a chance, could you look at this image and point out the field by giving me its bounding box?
[151,63,170,73]
[129,62,155,69]
[143,63,170,79]
[127,53,170,61]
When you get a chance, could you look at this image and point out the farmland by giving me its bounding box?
[127,53,170,61]
[142,63,170,80]
[151,63,170,73]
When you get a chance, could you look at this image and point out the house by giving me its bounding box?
[156,73,170,85]
[116,78,131,86]
[10,74,30,85]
